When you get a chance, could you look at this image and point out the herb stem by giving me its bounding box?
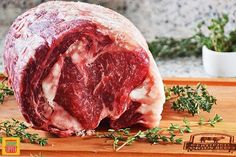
[115,139,129,151]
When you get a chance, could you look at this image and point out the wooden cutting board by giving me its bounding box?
[1,78,236,157]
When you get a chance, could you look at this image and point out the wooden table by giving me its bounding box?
[1,78,236,157]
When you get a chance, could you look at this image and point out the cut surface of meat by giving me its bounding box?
[3,1,165,137]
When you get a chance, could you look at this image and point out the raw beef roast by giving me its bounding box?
[3,1,165,137]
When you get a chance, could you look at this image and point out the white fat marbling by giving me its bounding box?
[42,57,63,107]
[51,103,83,131]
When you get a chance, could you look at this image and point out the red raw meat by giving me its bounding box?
[3,1,165,137]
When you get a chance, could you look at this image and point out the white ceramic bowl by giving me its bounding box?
[202,46,236,77]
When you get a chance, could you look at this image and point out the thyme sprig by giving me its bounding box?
[0,79,14,104]
[196,14,236,52]
[97,114,222,151]
[0,119,48,146]
[165,83,217,116]
[148,36,202,58]
[198,114,223,127]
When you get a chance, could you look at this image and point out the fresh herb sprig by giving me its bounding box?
[196,14,236,52]
[165,83,217,116]
[0,119,48,146]
[148,36,202,58]
[98,114,222,151]
[0,80,14,104]
[198,114,223,127]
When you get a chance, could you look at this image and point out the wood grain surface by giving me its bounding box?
[1,78,236,157]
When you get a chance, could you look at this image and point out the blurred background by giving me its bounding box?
[0,0,235,77]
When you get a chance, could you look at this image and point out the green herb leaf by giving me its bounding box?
[175,138,183,144]
[198,117,205,125]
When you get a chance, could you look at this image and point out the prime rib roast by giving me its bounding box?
[3,1,165,137]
